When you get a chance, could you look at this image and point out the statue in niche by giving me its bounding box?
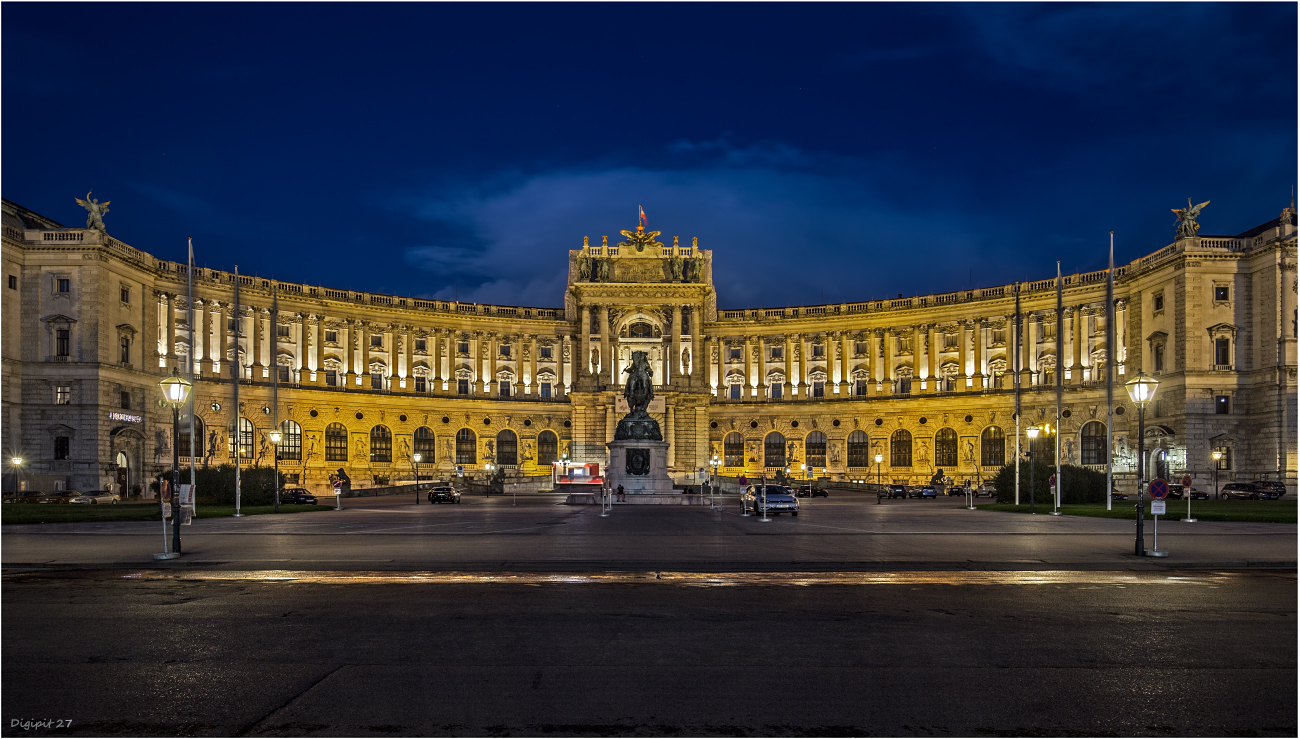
[577,251,592,281]
[590,348,600,374]
[917,440,931,467]
[680,347,690,375]
[964,440,976,463]
[399,437,411,460]
[598,258,610,281]
[206,429,219,466]
[305,434,319,461]
[1172,198,1210,239]
[685,257,703,283]
[154,428,169,463]
[353,436,367,461]
[75,191,111,232]
[1064,438,1076,464]
[669,254,684,281]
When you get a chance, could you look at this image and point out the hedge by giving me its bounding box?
[992,462,1108,505]
[152,465,285,506]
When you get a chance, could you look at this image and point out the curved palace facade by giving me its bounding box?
[3,198,1296,496]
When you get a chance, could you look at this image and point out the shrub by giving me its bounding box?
[153,465,285,506]
[993,462,1107,505]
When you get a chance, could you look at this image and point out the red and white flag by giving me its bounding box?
[638,205,648,229]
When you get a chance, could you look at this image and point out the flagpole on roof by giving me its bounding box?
[1106,233,1115,511]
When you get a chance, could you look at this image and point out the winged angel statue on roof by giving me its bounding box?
[75,191,111,232]
[1172,198,1209,239]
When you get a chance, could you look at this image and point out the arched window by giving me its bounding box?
[980,426,1004,467]
[1032,425,1057,462]
[538,430,558,465]
[890,429,912,467]
[934,428,958,468]
[497,430,518,465]
[414,427,435,463]
[805,431,827,468]
[627,322,654,338]
[724,432,743,467]
[325,423,348,462]
[178,414,204,457]
[765,432,786,468]
[456,429,477,464]
[1080,421,1107,465]
[847,430,870,468]
[228,417,254,459]
[370,425,392,463]
[278,420,302,461]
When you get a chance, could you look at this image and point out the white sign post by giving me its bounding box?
[333,480,343,510]
[1149,500,1168,557]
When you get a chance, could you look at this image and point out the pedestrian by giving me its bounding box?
[617,484,625,502]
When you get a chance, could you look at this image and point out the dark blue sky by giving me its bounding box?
[4,3,1295,308]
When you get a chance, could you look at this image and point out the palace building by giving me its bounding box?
[2,197,1295,497]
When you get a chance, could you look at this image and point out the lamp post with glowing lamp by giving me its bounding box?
[268,428,282,513]
[1126,371,1160,556]
[412,453,422,505]
[10,457,22,494]
[875,453,884,487]
[1026,425,1040,513]
[157,368,192,558]
[710,454,720,508]
[1211,450,1223,500]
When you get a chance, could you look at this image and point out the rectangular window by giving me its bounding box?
[730,383,742,399]
[771,347,783,361]
[500,344,511,357]
[325,330,338,343]
[57,278,70,293]
[729,347,741,361]
[55,385,71,405]
[415,339,427,352]
[499,381,511,397]
[54,436,70,460]
[277,366,290,383]
[370,335,383,347]
[277,324,290,338]
[855,379,868,396]
[458,341,469,355]
[813,381,825,397]
[7,275,15,290]
[120,336,130,364]
[414,376,427,392]
[540,346,553,359]
[120,286,130,303]
[812,344,824,358]
[1215,338,1230,366]
[1153,293,1164,313]
[1214,446,1232,470]
[1215,395,1230,414]
[120,391,131,409]
[371,373,383,389]
[325,370,338,386]
[541,382,552,398]
[855,341,868,355]
[770,383,782,399]
[1154,345,1164,373]
[457,378,469,395]
[228,318,237,332]
[56,329,69,356]
[1214,285,1230,302]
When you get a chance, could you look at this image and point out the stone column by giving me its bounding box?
[599,306,610,385]
[911,325,923,394]
[743,335,754,399]
[783,334,794,400]
[1116,298,1128,371]
[756,336,768,399]
[690,308,701,385]
[666,403,676,471]
[956,321,969,388]
[885,329,896,395]
[434,329,446,391]
[973,319,985,389]
[840,331,851,396]
[1071,305,1084,383]
[713,336,724,400]
[795,333,807,397]
[313,316,324,381]
[581,306,592,381]
[251,305,266,379]
[213,301,227,377]
[165,294,177,363]
[191,299,204,376]
[669,305,681,386]
[558,334,570,394]
[1020,311,1034,387]
[360,321,372,386]
[488,332,500,395]
[527,334,538,395]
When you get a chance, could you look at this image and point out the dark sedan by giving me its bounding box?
[884,484,909,499]
[793,485,829,498]
[428,486,462,504]
[281,488,318,505]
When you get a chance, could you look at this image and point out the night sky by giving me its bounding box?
[3,3,1295,309]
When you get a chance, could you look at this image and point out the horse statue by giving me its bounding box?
[623,350,655,413]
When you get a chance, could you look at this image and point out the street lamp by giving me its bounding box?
[413,452,422,505]
[874,453,883,487]
[1125,371,1160,556]
[710,454,720,508]
[157,368,192,559]
[1026,425,1040,514]
[10,456,22,494]
[1211,450,1223,500]
[268,428,282,513]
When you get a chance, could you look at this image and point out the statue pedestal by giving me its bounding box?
[606,440,675,495]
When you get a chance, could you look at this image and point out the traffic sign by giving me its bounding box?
[1182,474,1193,488]
[1048,474,1057,488]
[738,475,748,487]
[332,480,343,490]
[1149,478,1169,500]
[1151,500,1166,516]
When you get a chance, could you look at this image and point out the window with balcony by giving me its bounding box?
[729,382,742,400]
[120,336,130,364]
[457,378,469,395]
[1215,338,1231,367]
[540,382,552,398]
[770,383,782,399]
[812,381,825,397]
[414,376,427,393]
[855,379,868,396]
[277,366,290,383]
[56,329,69,357]
[325,370,338,387]
[499,381,511,397]
[371,373,383,390]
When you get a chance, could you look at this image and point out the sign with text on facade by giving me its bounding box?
[108,412,142,423]
[614,397,666,413]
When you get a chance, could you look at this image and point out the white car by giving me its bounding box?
[68,490,120,505]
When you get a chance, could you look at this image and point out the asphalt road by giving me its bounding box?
[2,568,1295,737]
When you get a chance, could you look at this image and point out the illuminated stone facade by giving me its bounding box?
[2,198,1295,496]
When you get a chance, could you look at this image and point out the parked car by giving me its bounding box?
[912,485,938,499]
[1166,484,1209,501]
[884,484,909,499]
[2,491,43,504]
[977,483,998,498]
[793,485,829,498]
[1110,490,1128,501]
[1219,482,1264,500]
[742,484,800,516]
[280,488,318,505]
[37,491,78,504]
[1250,481,1287,500]
[427,486,462,504]
[68,490,120,505]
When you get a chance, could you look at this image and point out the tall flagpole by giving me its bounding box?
[187,239,196,514]
[272,285,280,513]
[1106,233,1116,511]
[233,265,243,517]
[1054,261,1063,514]
[1014,282,1022,505]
